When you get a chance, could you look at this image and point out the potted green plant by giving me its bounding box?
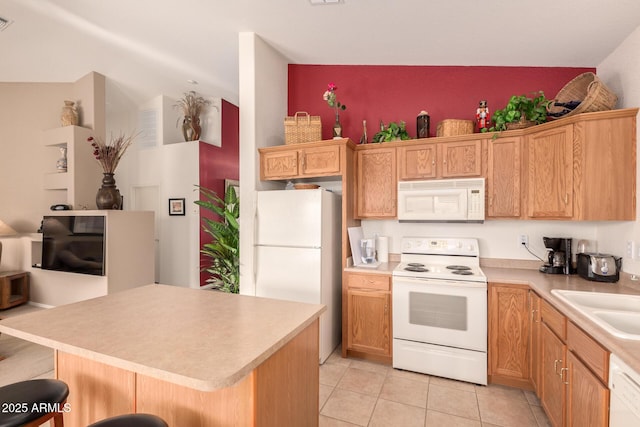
[372,121,411,143]
[195,185,239,293]
[483,91,550,133]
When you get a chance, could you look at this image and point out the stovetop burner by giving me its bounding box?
[446,265,472,271]
[393,237,486,284]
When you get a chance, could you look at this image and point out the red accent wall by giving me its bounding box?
[288,65,595,141]
[198,99,239,286]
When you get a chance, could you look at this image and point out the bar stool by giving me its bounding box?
[0,379,68,427]
[88,414,169,427]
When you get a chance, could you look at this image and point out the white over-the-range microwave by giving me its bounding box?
[397,177,485,223]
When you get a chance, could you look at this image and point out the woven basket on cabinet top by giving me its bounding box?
[547,72,618,119]
[436,119,475,137]
[284,112,322,144]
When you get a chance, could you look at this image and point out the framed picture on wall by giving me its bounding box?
[225,179,239,198]
[168,198,185,216]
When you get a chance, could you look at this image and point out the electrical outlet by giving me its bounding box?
[519,234,528,246]
[627,241,633,258]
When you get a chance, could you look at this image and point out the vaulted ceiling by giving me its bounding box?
[1,0,640,105]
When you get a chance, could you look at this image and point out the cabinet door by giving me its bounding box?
[541,323,566,427]
[526,125,574,219]
[488,284,530,388]
[530,291,541,395]
[356,148,397,218]
[440,140,482,178]
[398,143,437,180]
[487,137,522,218]
[300,145,341,177]
[565,351,609,427]
[260,149,299,180]
[346,288,391,356]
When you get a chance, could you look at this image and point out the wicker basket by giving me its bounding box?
[547,72,618,119]
[505,117,536,130]
[284,112,322,144]
[436,119,475,137]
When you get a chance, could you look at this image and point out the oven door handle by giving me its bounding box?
[393,276,487,288]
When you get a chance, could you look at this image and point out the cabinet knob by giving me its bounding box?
[564,193,569,205]
[554,359,560,374]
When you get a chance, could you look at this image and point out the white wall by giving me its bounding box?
[597,24,640,275]
[238,32,289,296]
[361,220,598,263]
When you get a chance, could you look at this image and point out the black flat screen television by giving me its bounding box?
[41,215,106,276]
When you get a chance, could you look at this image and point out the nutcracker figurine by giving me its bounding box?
[476,100,489,132]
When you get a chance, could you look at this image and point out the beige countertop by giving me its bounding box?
[484,267,640,375]
[344,261,398,274]
[0,284,325,392]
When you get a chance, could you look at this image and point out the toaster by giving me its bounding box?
[576,253,622,283]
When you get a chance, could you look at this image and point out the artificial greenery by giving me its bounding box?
[483,91,550,133]
[195,185,239,293]
[372,121,411,143]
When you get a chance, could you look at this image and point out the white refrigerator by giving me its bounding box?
[255,189,342,363]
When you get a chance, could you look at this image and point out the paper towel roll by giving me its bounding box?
[377,236,389,263]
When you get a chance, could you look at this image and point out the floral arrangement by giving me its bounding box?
[174,90,210,120]
[323,83,347,112]
[87,133,137,174]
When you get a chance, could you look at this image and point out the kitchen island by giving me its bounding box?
[0,284,325,426]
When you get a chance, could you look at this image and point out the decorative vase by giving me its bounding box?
[332,111,343,139]
[96,173,122,210]
[182,115,202,141]
[56,147,67,172]
[60,100,78,127]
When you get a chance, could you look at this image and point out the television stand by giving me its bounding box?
[0,271,30,310]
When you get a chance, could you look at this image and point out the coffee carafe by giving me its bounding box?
[539,237,573,275]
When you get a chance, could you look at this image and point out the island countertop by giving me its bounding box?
[0,284,325,392]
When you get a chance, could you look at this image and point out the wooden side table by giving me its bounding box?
[0,271,30,310]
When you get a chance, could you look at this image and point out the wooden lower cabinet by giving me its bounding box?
[529,291,541,393]
[565,351,609,427]
[344,272,392,364]
[488,283,531,388]
[539,301,610,427]
[541,323,566,427]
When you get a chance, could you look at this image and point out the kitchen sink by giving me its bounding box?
[550,289,640,340]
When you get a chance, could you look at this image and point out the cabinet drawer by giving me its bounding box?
[346,273,390,291]
[541,299,566,340]
[567,322,609,383]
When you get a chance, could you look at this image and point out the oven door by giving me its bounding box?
[392,276,487,352]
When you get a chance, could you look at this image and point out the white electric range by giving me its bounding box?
[392,237,488,385]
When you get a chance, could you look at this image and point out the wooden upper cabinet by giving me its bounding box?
[356,147,397,218]
[300,144,341,176]
[398,139,482,180]
[259,139,347,180]
[524,108,637,220]
[440,140,483,178]
[261,149,299,179]
[487,136,522,218]
[398,143,437,180]
[526,124,574,219]
[572,113,636,220]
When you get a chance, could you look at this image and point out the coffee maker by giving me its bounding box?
[539,237,573,275]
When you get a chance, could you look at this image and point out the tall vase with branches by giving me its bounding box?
[195,185,239,293]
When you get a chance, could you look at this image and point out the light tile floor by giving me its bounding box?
[320,348,551,427]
